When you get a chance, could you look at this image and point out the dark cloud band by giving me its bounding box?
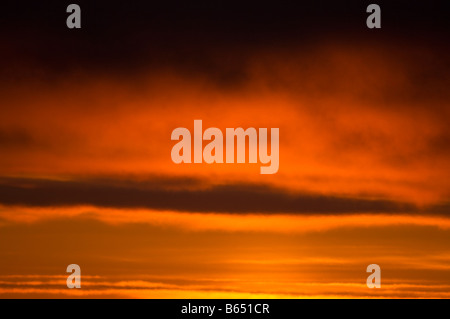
[0,177,423,214]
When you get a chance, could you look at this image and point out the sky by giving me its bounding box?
[0,0,449,298]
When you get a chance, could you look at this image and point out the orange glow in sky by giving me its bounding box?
[0,21,449,299]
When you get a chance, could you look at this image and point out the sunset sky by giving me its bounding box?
[0,0,449,298]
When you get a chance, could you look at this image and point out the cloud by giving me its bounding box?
[0,176,420,214]
[1,1,449,80]
[0,129,35,149]
[1,41,449,205]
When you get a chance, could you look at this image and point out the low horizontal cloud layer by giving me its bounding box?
[0,176,425,214]
[1,218,450,298]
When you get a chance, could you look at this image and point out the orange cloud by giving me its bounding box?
[1,44,449,205]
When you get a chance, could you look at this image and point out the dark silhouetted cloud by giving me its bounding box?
[0,176,423,214]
